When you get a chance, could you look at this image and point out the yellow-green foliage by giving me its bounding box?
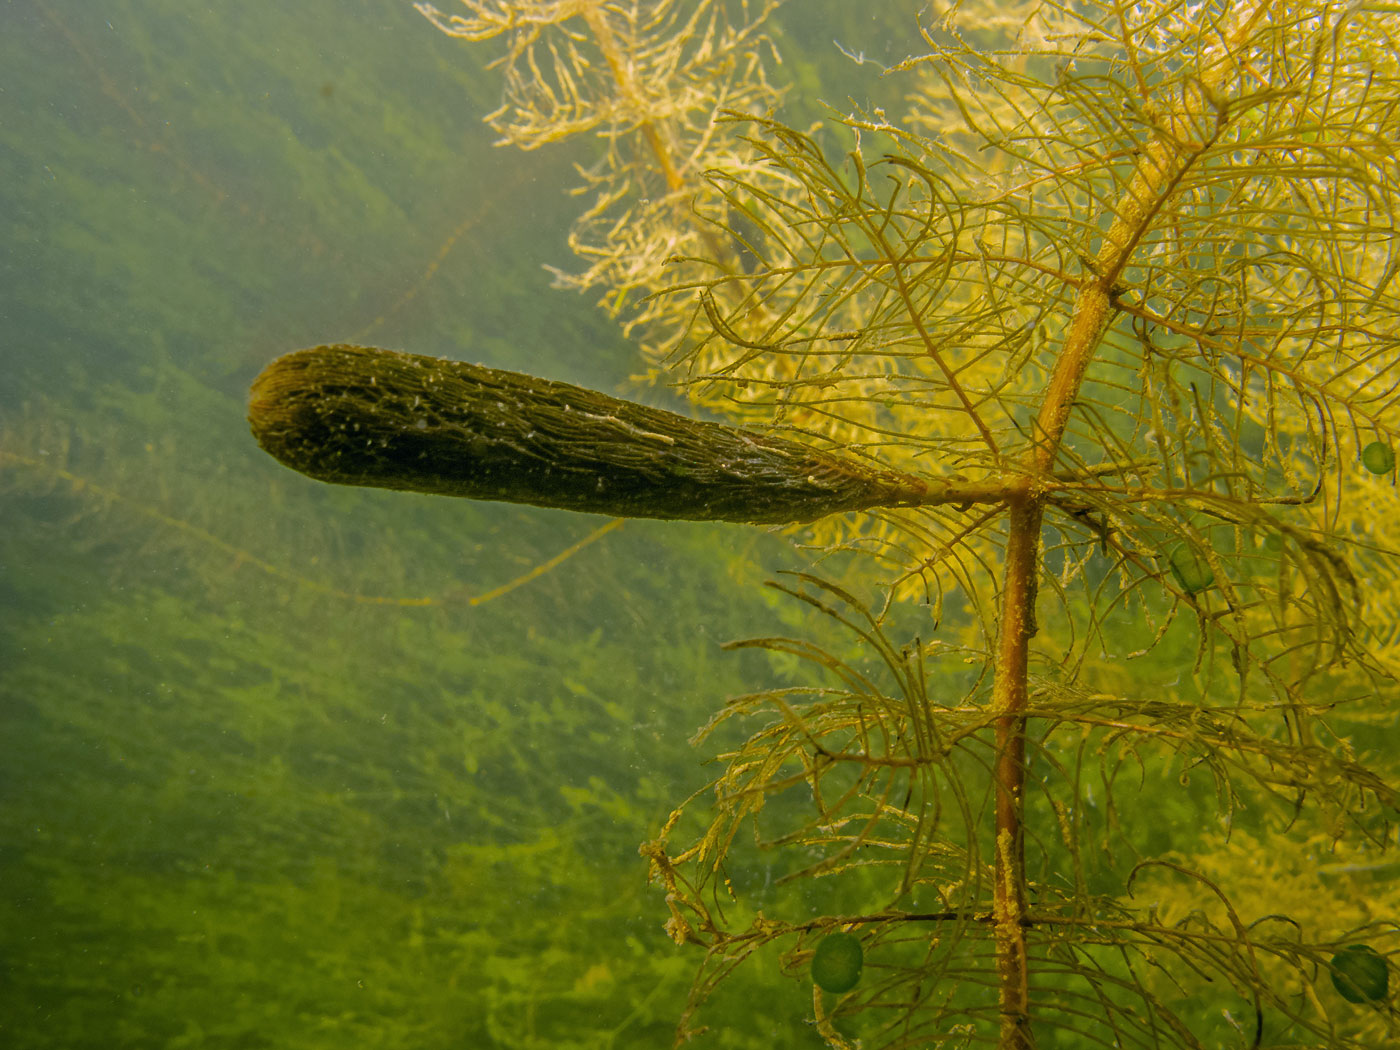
[1136,825,1400,1044]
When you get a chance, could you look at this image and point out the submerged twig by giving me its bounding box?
[249,344,1014,524]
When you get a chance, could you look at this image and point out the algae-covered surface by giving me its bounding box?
[0,2,914,1045]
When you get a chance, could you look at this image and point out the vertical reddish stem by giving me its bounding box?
[990,495,1042,1048]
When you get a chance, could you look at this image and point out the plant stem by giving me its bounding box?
[990,495,1042,1048]
[986,3,1259,1033]
[581,6,687,193]
[987,213,1152,1050]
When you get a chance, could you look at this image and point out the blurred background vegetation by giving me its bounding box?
[3,1,1397,1048]
[0,2,924,1047]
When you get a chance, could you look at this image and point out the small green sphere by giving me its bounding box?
[811,932,863,993]
[1168,543,1214,595]
[1362,440,1396,475]
[1330,943,1389,1004]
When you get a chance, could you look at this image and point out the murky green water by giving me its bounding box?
[0,2,923,1046]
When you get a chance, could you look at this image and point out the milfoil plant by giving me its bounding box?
[413,0,1400,1046]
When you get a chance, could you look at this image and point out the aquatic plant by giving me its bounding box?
[389,1,1400,1046]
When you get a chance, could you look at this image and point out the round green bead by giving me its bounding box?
[1362,440,1395,475]
[811,932,863,993]
[1330,943,1389,1004]
[1168,543,1214,595]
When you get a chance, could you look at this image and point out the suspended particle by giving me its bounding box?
[1361,440,1395,475]
[811,932,863,993]
[1168,543,1214,595]
[1329,943,1389,1004]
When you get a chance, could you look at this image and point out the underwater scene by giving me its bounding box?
[3,1,1400,1047]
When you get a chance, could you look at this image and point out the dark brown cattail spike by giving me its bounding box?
[249,344,954,524]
